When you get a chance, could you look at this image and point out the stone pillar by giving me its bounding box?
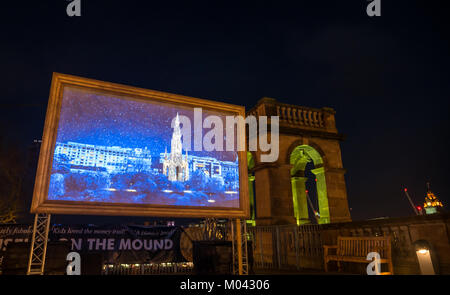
[322,107,338,133]
[291,176,310,225]
[254,164,296,225]
[311,167,330,224]
[248,175,256,225]
[324,168,351,223]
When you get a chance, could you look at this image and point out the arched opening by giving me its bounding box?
[290,145,330,225]
[247,151,256,225]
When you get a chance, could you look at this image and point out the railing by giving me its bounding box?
[247,224,323,271]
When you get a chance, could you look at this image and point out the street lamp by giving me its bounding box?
[413,240,438,275]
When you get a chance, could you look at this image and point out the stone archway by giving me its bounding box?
[290,145,330,224]
[247,98,351,225]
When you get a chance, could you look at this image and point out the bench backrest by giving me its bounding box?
[337,236,391,258]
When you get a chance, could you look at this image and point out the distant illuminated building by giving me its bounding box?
[423,183,444,215]
[162,113,189,182]
[160,113,239,187]
[160,153,239,187]
[53,141,152,173]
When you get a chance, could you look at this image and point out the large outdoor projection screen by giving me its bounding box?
[31,73,249,218]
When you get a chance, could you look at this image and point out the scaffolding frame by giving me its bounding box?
[27,213,51,275]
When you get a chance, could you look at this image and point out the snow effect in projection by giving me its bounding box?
[48,87,240,208]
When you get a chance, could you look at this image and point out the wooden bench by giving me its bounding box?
[323,236,393,274]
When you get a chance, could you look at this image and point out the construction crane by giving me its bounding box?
[305,190,320,223]
[403,188,422,216]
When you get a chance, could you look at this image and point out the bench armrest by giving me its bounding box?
[323,245,338,249]
[323,245,338,256]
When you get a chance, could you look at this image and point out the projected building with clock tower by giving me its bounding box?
[162,113,190,182]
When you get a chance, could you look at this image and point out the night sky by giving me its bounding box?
[1,1,449,223]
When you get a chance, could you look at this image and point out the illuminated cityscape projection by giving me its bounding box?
[48,87,240,207]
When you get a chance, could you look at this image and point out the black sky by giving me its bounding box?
[1,0,449,222]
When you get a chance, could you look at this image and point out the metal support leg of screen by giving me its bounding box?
[231,218,248,275]
[27,213,51,275]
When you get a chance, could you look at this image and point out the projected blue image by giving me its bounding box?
[48,87,240,208]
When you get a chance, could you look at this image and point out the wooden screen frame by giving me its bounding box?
[31,72,249,218]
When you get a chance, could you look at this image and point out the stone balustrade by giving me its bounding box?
[276,104,324,128]
[246,98,338,134]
